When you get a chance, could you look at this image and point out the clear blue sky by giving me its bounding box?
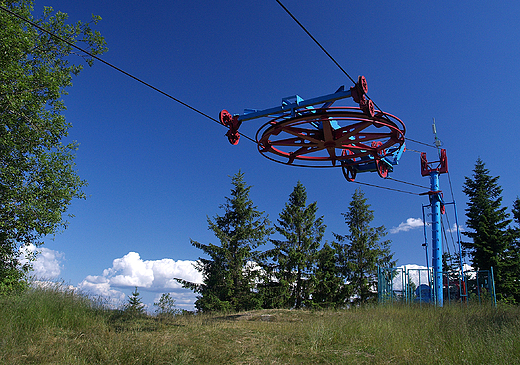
[24,0,520,310]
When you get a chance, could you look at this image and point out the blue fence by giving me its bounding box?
[377,266,496,306]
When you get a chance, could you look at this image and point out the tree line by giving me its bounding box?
[178,161,520,312]
[176,172,395,312]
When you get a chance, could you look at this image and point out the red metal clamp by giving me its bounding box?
[219,110,242,145]
[350,75,374,117]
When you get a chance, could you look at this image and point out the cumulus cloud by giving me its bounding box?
[20,244,64,279]
[447,223,464,233]
[78,252,202,308]
[389,218,425,234]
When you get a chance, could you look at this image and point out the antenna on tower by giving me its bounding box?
[432,118,443,157]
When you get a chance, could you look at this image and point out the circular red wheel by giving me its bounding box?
[342,165,357,182]
[358,75,368,94]
[256,107,405,168]
[376,159,389,178]
[219,110,232,126]
[341,149,358,181]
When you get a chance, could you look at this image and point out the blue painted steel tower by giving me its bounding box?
[421,149,448,306]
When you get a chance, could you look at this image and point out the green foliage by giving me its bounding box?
[513,197,520,225]
[334,189,395,304]
[264,181,325,309]
[178,171,272,312]
[154,292,180,317]
[462,158,518,302]
[311,242,345,308]
[0,265,28,295]
[123,286,145,317]
[505,196,520,303]
[0,1,107,292]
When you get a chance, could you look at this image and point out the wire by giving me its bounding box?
[405,137,436,148]
[443,210,458,259]
[275,0,356,86]
[0,5,227,128]
[1,5,266,144]
[386,177,429,190]
[275,0,408,146]
[404,148,424,154]
[350,180,421,195]
[24,7,263,145]
[446,169,456,202]
[274,0,443,159]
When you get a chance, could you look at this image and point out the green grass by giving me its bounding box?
[1,285,519,364]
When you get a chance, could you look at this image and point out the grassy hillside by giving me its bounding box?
[1,285,519,364]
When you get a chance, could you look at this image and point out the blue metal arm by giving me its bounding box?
[237,86,352,122]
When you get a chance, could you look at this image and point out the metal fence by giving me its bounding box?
[377,266,496,306]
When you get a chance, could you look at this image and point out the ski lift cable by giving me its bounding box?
[405,137,436,149]
[275,0,444,154]
[441,218,452,262]
[275,0,393,128]
[0,5,262,144]
[275,0,357,86]
[386,177,429,190]
[351,180,421,195]
[3,5,439,159]
[442,208,459,264]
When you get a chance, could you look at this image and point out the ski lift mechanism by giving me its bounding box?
[220,76,406,181]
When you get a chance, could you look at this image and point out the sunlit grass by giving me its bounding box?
[1,284,519,364]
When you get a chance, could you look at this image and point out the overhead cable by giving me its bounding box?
[386,177,429,190]
[275,0,356,85]
[275,1,446,155]
[0,5,249,135]
[405,137,436,148]
[351,180,421,195]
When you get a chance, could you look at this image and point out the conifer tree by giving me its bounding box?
[462,158,515,301]
[334,189,395,304]
[311,242,346,308]
[124,287,145,317]
[265,181,325,309]
[503,197,520,302]
[513,198,520,224]
[177,172,271,312]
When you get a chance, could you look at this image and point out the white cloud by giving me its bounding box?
[389,218,425,234]
[447,223,464,233]
[20,244,64,279]
[78,252,202,309]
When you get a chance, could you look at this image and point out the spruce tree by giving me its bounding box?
[265,181,325,309]
[312,242,346,308]
[177,172,271,312]
[513,198,520,224]
[504,197,520,302]
[124,287,145,317]
[334,189,395,304]
[462,158,514,301]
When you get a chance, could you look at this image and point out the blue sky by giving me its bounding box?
[22,0,520,310]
